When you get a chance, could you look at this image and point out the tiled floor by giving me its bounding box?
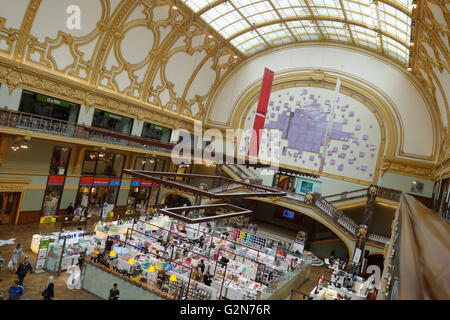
[0,218,323,300]
[0,219,100,300]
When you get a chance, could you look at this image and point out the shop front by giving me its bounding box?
[75,150,126,218]
[126,156,166,214]
[76,177,121,218]
[19,91,80,123]
[127,179,160,214]
[41,146,72,223]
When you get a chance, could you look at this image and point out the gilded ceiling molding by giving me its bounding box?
[13,0,41,62]
[0,56,194,131]
[89,0,137,87]
[381,157,434,180]
[411,1,449,129]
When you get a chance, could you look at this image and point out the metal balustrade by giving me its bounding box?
[0,108,174,154]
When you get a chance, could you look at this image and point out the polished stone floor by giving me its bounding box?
[0,218,100,300]
[0,218,324,300]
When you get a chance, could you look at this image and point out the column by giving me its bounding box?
[0,84,22,110]
[350,224,368,274]
[77,105,94,126]
[362,184,378,232]
[131,119,144,136]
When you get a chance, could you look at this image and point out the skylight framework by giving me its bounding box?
[181,0,413,66]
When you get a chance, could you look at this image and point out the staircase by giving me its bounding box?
[214,167,394,247]
[223,163,263,184]
[322,186,402,204]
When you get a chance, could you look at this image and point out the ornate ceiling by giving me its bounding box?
[182,0,413,65]
[0,0,448,140]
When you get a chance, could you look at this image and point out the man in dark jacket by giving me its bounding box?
[66,203,74,219]
[16,257,33,285]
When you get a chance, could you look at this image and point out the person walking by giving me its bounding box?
[11,243,25,273]
[16,257,33,285]
[66,203,74,220]
[108,283,120,300]
[74,205,83,220]
[8,280,24,300]
[42,276,54,300]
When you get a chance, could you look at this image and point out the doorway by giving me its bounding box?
[0,192,21,224]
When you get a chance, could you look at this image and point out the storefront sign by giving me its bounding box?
[36,93,70,108]
[59,231,96,245]
[109,178,121,187]
[35,238,51,271]
[48,175,65,185]
[79,177,94,186]
[93,177,110,186]
[141,179,160,187]
[131,180,141,187]
[104,112,124,121]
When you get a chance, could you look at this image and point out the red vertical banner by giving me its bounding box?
[249,68,274,157]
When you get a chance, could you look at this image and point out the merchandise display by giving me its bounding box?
[30,232,59,254]
[44,235,105,273]
[82,214,311,300]
[309,268,368,300]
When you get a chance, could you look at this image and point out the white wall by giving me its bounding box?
[318,176,368,197]
[77,104,94,125]
[239,86,381,182]
[209,44,436,160]
[379,172,433,198]
[0,83,22,110]
[131,119,144,136]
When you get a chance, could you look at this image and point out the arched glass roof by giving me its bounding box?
[181,0,413,65]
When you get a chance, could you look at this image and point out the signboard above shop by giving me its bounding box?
[131,179,160,187]
[36,93,70,108]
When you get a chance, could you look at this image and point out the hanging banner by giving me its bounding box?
[102,202,109,220]
[353,247,362,263]
[249,68,274,157]
[34,238,50,272]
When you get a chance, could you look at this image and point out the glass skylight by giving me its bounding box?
[182,0,413,66]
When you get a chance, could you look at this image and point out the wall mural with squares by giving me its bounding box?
[240,86,381,181]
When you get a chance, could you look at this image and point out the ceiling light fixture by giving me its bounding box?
[11,142,20,152]
[172,0,177,10]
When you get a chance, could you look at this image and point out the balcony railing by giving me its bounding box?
[0,108,175,153]
[322,188,368,203]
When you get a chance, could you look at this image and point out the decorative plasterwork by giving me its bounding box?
[0,56,192,131]
[0,177,31,192]
[410,0,449,128]
[0,0,241,122]
[381,157,434,179]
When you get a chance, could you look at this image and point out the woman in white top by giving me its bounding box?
[11,243,25,272]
